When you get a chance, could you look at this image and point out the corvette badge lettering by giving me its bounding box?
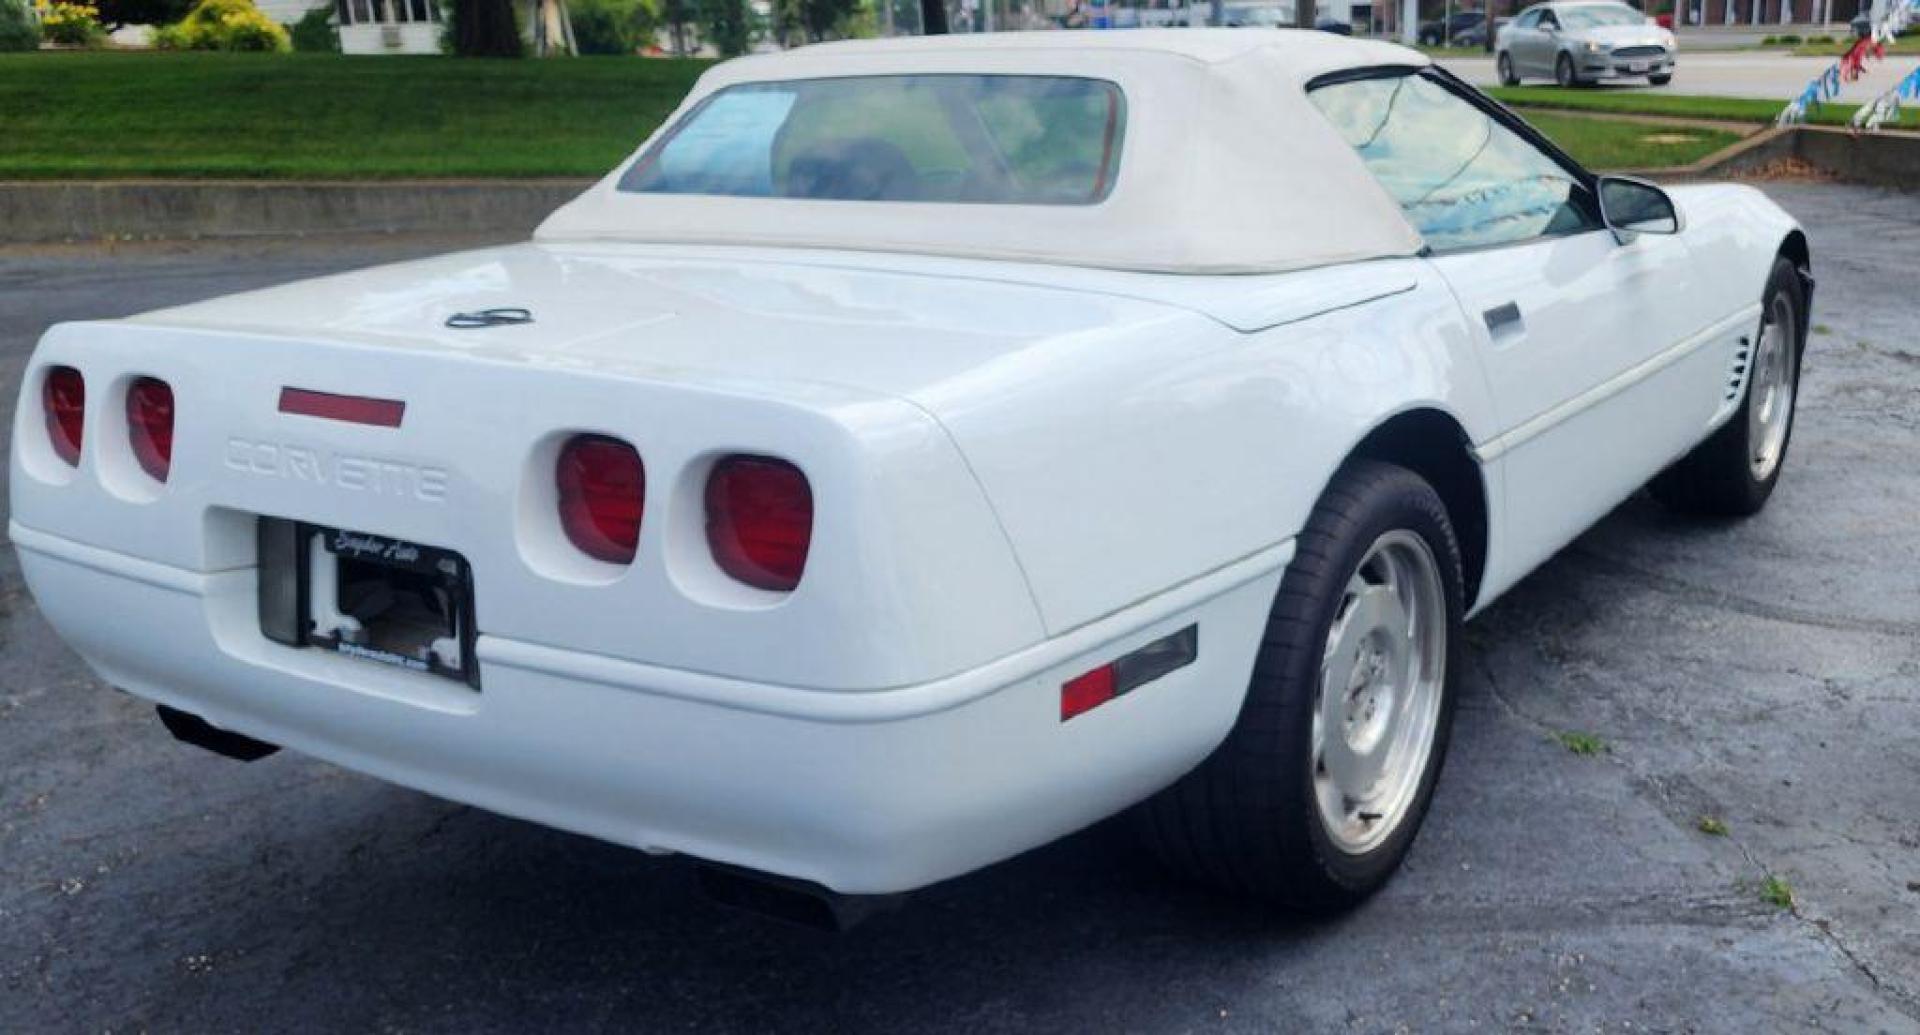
[224,437,448,503]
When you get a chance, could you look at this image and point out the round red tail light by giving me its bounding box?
[705,456,813,592]
[127,377,175,483]
[556,434,645,565]
[42,366,85,467]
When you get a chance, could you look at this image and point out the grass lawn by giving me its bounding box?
[1487,85,1920,130]
[1520,111,1743,168]
[0,51,1745,179]
[0,51,711,179]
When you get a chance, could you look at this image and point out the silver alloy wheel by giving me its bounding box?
[1311,529,1448,855]
[1747,292,1798,481]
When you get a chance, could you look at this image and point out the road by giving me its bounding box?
[1440,46,1917,101]
[3,185,1919,1033]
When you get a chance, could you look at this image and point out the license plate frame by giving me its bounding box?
[257,517,480,690]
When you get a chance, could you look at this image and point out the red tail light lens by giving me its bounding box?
[556,434,644,565]
[705,456,813,592]
[42,366,84,467]
[127,377,175,483]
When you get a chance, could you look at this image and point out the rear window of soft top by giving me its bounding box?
[619,74,1126,206]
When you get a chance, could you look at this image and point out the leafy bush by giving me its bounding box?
[571,0,657,54]
[152,0,290,50]
[286,2,335,50]
[35,0,107,45]
[0,0,39,50]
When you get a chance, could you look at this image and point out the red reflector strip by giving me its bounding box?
[1060,666,1116,722]
[278,388,405,428]
[1060,624,1199,722]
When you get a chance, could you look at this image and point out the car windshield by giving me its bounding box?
[619,75,1126,206]
[1556,4,1648,27]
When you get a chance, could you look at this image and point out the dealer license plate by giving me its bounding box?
[257,517,479,689]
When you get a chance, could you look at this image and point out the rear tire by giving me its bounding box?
[1651,256,1806,517]
[1498,52,1520,86]
[1134,461,1464,913]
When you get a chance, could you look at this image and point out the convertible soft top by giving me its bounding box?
[536,30,1432,274]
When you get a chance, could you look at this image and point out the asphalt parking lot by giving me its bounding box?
[2,182,1917,1033]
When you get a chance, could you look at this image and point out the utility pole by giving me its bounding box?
[1294,0,1316,27]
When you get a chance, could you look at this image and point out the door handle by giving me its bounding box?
[1483,302,1523,334]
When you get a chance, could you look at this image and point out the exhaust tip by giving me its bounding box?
[696,864,901,932]
[156,705,280,762]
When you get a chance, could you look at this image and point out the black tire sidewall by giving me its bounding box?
[1738,258,1808,503]
[1556,53,1576,87]
[1263,462,1466,896]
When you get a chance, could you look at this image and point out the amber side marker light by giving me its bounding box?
[1061,625,1199,722]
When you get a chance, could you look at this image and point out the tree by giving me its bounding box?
[771,0,858,41]
[93,0,192,28]
[453,0,522,55]
[660,0,691,52]
[919,0,943,32]
[697,0,747,54]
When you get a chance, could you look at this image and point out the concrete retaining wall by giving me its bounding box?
[0,179,595,244]
[1643,125,1920,189]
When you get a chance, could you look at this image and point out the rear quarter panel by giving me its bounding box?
[912,259,1502,635]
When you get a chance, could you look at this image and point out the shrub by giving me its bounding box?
[286,2,335,49]
[152,0,289,49]
[35,0,107,45]
[0,0,39,50]
[571,0,657,54]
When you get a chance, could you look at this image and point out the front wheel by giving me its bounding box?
[1134,461,1464,913]
[1649,73,1673,86]
[1497,52,1520,86]
[1555,52,1582,88]
[1651,256,1806,516]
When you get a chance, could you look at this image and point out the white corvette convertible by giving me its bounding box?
[12,31,1810,920]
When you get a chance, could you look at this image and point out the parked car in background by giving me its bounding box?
[1455,15,1507,45]
[1497,1,1677,86]
[1419,10,1486,44]
[1315,15,1355,32]
[12,31,1807,922]
[1217,2,1292,25]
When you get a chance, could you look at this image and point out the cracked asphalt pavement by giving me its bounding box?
[2,183,1917,1033]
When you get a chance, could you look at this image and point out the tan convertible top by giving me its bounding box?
[535,30,1431,274]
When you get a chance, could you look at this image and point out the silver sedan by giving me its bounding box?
[1496,1,1678,88]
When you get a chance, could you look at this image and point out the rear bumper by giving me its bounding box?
[12,520,1287,894]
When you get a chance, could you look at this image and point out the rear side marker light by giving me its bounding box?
[42,366,84,467]
[705,456,813,592]
[556,434,645,565]
[127,377,175,483]
[1060,625,1199,722]
[279,387,405,428]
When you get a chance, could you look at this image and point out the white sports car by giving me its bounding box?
[11,31,1810,922]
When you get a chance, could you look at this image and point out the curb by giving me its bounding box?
[0,179,595,245]
[1610,124,1920,188]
